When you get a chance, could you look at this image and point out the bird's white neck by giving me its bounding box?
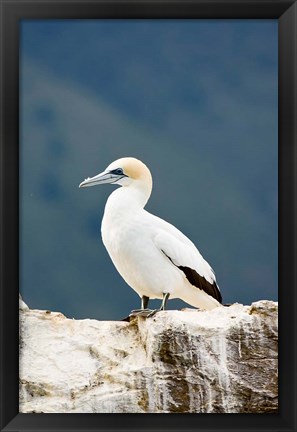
[103,181,152,222]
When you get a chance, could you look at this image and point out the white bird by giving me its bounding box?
[79,157,222,317]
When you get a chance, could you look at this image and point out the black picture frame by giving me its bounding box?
[1,1,296,431]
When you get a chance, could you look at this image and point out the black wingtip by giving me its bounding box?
[178,265,222,303]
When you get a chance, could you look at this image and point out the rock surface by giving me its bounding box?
[19,298,278,413]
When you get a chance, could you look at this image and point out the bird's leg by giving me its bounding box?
[142,295,150,309]
[160,292,170,310]
[129,296,152,317]
[147,292,170,318]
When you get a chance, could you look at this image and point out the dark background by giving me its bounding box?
[20,19,278,320]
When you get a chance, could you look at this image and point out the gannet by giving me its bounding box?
[79,157,222,317]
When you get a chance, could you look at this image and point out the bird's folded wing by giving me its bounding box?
[153,230,222,302]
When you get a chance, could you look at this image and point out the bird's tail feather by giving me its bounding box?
[179,285,222,310]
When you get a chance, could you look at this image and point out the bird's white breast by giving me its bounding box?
[101,205,183,299]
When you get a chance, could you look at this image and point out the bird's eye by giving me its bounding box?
[111,168,123,175]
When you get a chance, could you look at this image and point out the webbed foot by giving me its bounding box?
[146,309,159,318]
[129,308,154,318]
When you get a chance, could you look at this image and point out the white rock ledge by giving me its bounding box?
[19,298,278,413]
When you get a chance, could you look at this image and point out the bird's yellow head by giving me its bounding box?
[107,157,151,182]
[79,157,152,192]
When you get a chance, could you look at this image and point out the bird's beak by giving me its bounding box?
[79,171,117,188]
